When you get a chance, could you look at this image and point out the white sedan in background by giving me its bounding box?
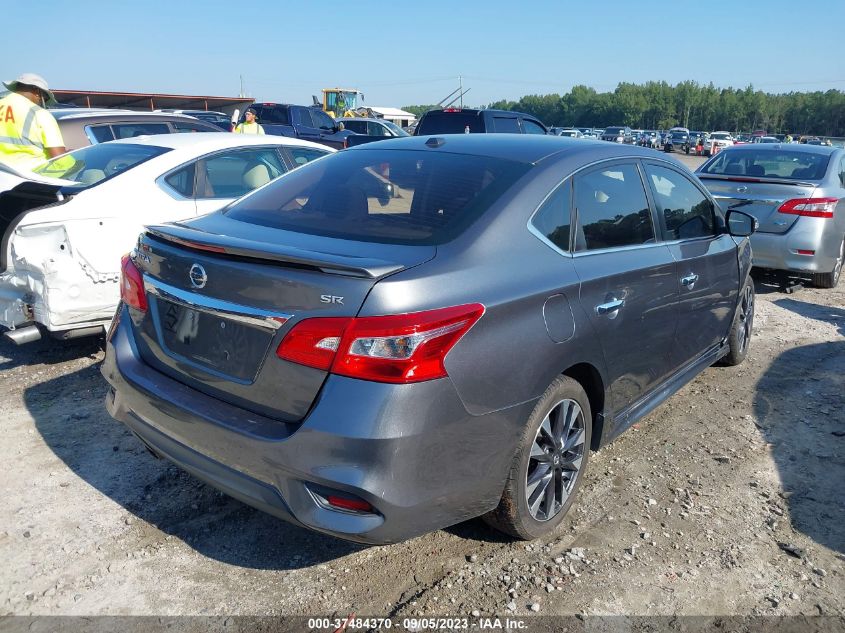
[0,133,332,344]
[705,131,735,156]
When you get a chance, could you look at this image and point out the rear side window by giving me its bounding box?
[164,163,196,197]
[531,181,571,252]
[700,149,830,180]
[171,121,216,133]
[87,125,115,143]
[258,106,290,125]
[644,164,716,240]
[296,108,315,127]
[493,117,520,133]
[573,163,654,251]
[225,149,531,245]
[111,123,171,139]
[343,120,366,134]
[416,111,482,135]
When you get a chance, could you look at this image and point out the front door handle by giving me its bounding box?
[596,299,625,315]
[681,273,699,287]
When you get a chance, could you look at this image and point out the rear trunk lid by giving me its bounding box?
[130,214,435,422]
[698,174,818,234]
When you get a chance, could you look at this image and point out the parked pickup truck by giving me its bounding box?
[245,103,357,149]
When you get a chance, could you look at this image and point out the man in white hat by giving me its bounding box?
[0,73,66,171]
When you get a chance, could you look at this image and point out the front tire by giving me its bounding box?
[812,236,844,289]
[720,279,755,366]
[483,376,591,540]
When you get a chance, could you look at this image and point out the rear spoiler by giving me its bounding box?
[697,174,816,187]
[144,224,405,279]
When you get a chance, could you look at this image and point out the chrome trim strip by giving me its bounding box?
[144,277,290,330]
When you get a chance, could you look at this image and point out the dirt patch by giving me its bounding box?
[1,278,842,618]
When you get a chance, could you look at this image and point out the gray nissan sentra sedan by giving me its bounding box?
[696,143,845,288]
[102,135,758,544]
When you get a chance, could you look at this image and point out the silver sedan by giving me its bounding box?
[697,144,845,287]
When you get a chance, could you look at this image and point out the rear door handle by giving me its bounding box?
[596,299,625,315]
[681,274,699,287]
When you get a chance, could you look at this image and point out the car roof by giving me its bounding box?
[95,131,331,154]
[345,134,655,165]
[51,109,205,122]
[334,117,388,123]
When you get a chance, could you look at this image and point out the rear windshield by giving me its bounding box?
[604,127,624,134]
[33,143,170,187]
[224,149,531,245]
[416,111,483,135]
[699,149,830,180]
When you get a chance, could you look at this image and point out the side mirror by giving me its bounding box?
[726,209,757,237]
[337,121,345,131]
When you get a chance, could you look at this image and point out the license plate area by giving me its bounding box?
[155,297,274,382]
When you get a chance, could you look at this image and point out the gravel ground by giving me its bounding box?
[1,155,843,620]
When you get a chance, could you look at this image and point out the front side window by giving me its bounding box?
[312,110,336,130]
[195,148,286,200]
[368,121,390,137]
[573,163,654,251]
[224,149,531,245]
[522,119,547,135]
[286,147,330,167]
[644,164,716,240]
[34,143,171,187]
[343,120,366,134]
[531,181,571,252]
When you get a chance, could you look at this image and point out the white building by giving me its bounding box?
[370,107,417,128]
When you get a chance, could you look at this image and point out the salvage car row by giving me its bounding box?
[1,114,843,546]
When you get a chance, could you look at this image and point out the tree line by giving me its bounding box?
[403,81,845,136]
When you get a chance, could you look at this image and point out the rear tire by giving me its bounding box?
[483,376,591,540]
[812,236,844,289]
[720,278,755,366]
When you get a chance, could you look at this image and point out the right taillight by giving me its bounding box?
[778,197,838,219]
[120,254,148,312]
[276,303,485,383]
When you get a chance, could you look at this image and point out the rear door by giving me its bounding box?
[643,161,739,367]
[571,160,679,416]
[161,147,288,216]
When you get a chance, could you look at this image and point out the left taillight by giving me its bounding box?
[120,253,147,312]
[778,197,838,219]
[276,303,485,384]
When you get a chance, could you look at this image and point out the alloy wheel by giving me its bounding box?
[525,398,586,521]
[737,284,755,354]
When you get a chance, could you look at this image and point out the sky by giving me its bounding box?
[3,0,843,109]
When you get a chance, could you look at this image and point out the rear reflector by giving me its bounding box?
[326,495,374,513]
[796,249,815,256]
[778,197,838,219]
[277,303,485,383]
[120,254,147,313]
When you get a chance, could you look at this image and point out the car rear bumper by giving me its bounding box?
[750,219,841,274]
[102,306,531,544]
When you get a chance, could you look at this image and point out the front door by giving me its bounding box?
[641,161,739,368]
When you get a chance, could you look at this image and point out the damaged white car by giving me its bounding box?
[0,133,332,344]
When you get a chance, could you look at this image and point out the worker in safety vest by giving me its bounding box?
[233,108,265,135]
[0,73,66,171]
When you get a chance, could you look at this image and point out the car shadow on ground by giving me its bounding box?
[772,298,845,337]
[0,335,102,371]
[24,363,366,570]
[753,331,845,555]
